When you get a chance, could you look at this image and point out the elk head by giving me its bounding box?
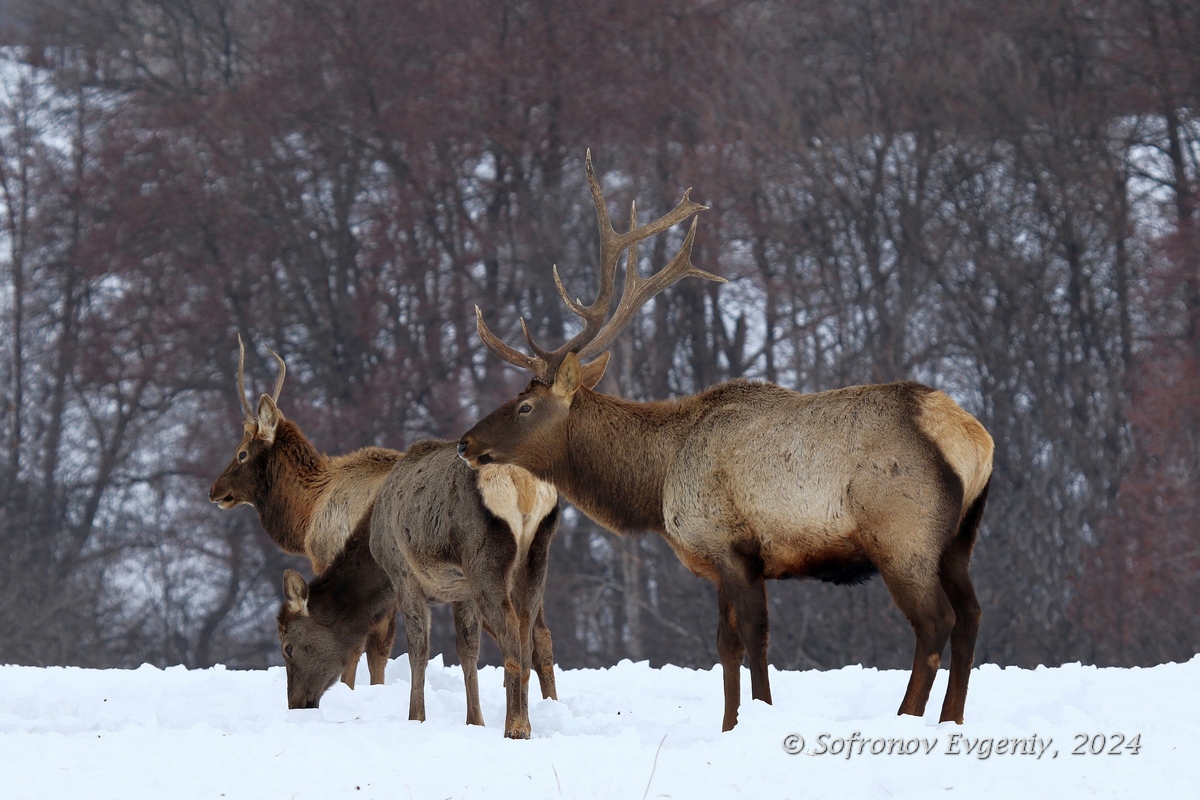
[277,569,352,709]
[458,151,724,470]
[209,335,288,510]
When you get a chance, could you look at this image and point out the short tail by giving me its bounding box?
[957,477,990,545]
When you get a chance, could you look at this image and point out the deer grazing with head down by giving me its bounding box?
[209,337,401,690]
[277,438,561,738]
[458,152,994,731]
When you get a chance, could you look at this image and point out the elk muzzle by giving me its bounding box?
[208,478,238,509]
[456,435,493,468]
[288,694,321,710]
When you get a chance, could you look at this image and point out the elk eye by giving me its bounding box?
[518,403,533,415]
[284,644,293,658]
[237,450,248,463]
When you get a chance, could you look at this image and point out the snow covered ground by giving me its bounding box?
[2,655,1196,799]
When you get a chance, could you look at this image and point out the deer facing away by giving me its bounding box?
[209,337,400,689]
[458,152,994,731]
[278,438,560,738]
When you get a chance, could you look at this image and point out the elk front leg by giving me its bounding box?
[718,550,773,721]
[340,643,364,689]
[365,607,397,685]
[452,600,485,726]
[399,587,431,722]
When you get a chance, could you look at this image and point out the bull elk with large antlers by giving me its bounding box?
[209,337,401,689]
[458,152,994,731]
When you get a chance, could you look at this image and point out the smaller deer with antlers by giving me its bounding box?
[459,152,994,730]
[278,439,561,739]
[209,337,400,689]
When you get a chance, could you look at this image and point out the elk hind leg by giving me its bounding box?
[938,484,988,723]
[471,581,529,739]
[452,600,485,726]
[523,513,559,700]
[715,582,746,732]
[881,563,955,717]
[532,605,557,700]
[855,477,959,717]
[484,598,529,739]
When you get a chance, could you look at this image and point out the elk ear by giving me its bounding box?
[256,394,282,444]
[580,351,610,390]
[282,569,309,616]
[552,352,583,399]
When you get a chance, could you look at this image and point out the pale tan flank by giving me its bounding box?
[306,453,401,571]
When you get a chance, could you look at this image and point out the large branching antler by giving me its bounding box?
[236,334,287,419]
[476,150,726,382]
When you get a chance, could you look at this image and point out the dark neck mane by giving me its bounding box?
[551,389,697,535]
[255,420,329,557]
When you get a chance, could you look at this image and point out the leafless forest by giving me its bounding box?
[0,0,1196,673]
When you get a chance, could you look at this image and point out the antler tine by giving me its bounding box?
[236,334,255,420]
[520,315,558,364]
[552,265,586,317]
[266,346,287,403]
[577,214,727,362]
[475,306,550,381]
[580,149,621,321]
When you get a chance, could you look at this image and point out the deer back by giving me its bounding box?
[304,446,403,571]
[658,380,993,579]
[369,440,557,602]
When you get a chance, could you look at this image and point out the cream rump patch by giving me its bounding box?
[476,464,558,559]
[916,390,994,507]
